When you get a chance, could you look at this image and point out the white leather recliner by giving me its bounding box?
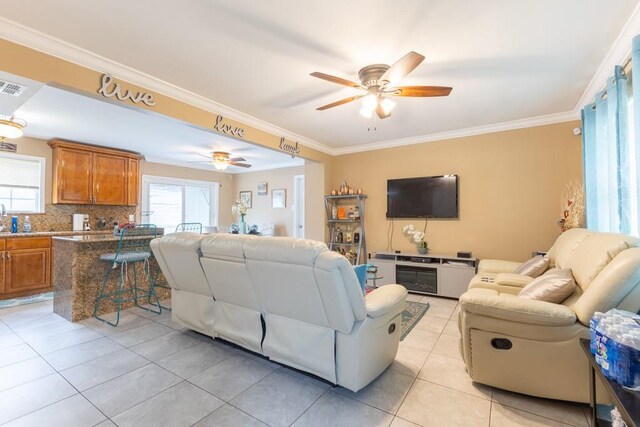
[151,233,408,392]
[458,228,640,402]
[200,234,263,353]
[150,232,214,336]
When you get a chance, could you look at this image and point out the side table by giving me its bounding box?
[579,338,639,427]
[366,265,382,289]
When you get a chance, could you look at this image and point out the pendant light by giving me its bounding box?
[0,117,26,142]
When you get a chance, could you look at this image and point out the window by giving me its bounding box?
[0,153,45,213]
[141,175,219,231]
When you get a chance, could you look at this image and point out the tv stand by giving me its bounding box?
[370,251,477,299]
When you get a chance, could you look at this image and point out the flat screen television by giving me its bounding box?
[387,175,459,218]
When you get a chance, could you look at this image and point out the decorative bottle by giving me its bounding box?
[23,215,31,233]
[336,227,343,243]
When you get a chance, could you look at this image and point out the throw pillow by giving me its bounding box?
[513,255,550,278]
[518,269,576,303]
[352,264,368,294]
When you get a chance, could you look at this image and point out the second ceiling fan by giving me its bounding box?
[311,51,452,119]
[189,151,251,171]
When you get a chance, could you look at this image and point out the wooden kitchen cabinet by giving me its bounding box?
[127,158,140,206]
[1,237,51,299]
[49,140,141,206]
[0,239,5,294]
[54,146,93,204]
[93,153,128,205]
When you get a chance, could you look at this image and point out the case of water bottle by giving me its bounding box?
[589,309,640,390]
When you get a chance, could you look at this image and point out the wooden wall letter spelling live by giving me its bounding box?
[98,74,156,106]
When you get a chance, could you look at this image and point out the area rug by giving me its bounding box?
[0,292,53,309]
[401,301,429,340]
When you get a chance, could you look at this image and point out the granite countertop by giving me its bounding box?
[0,230,113,238]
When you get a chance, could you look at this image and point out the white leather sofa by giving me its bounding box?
[151,233,408,392]
[458,228,640,402]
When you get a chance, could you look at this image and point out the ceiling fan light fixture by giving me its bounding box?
[359,106,373,118]
[212,151,230,171]
[380,97,396,115]
[212,160,229,171]
[362,94,377,112]
[0,117,26,140]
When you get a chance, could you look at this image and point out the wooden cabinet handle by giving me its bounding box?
[1,251,4,261]
[6,251,10,260]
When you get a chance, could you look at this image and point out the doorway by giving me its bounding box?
[293,174,305,238]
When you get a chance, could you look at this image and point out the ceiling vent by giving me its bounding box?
[0,80,26,97]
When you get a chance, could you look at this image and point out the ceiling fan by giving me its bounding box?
[310,51,452,119]
[189,151,251,171]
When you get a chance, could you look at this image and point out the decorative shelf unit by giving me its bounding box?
[324,194,367,265]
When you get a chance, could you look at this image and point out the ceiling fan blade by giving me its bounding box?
[230,162,251,168]
[310,72,363,89]
[229,157,246,162]
[375,102,391,120]
[386,86,453,97]
[316,94,365,111]
[380,51,425,86]
[195,153,212,159]
[187,160,213,163]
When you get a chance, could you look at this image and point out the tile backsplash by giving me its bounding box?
[2,204,137,232]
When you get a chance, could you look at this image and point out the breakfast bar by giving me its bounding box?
[52,233,169,322]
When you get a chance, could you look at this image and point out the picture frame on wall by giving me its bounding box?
[271,188,286,208]
[239,191,252,208]
[257,182,268,195]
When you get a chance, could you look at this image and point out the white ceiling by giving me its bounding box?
[0,1,638,151]
[0,72,303,173]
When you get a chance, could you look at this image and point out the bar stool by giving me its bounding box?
[94,224,161,327]
[175,222,203,233]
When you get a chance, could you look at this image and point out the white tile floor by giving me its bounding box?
[0,295,591,427]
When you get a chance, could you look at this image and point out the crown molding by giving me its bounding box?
[574,2,640,110]
[0,17,334,156]
[331,110,579,155]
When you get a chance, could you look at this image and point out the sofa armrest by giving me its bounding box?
[478,259,522,274]
[459,289,576,326]
[365,285,407,319]
[495,273,534,288]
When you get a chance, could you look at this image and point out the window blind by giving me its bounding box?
[0,157,41,188]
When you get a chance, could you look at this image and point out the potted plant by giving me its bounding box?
[402,225,428,254]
